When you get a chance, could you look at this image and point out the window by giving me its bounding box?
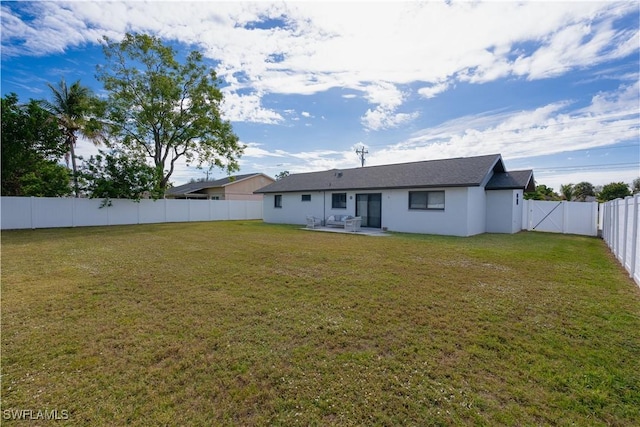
[332,193,347,209]
[409,191,445,210]
[301,194,311,202]
[274,194,282,208]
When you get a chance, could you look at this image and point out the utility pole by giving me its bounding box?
[356,146,368,167]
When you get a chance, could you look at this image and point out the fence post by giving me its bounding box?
[611,199,620,259]
[603,202,610,244]
[30,196,36,229]
[630,195,639,282]
[622,197,629,268]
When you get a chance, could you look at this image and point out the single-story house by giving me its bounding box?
[254,154,535,236]
[166,173,275,200]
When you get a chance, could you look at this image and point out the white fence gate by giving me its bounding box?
[522,200,599,236]
[601,195,640,286]
[0,197,263,230]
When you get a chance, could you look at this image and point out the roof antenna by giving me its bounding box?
[356,145,368,167]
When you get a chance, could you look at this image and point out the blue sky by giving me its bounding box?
[2,1,639,192]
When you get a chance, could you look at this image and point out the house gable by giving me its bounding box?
[486,170,535,192]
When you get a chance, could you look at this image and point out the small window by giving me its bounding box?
[274,194,282,208]
[409,191,445,210]
[301,194,311,202]
[332,193,347,209]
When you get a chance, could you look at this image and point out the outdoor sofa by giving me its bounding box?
[326,215,362,232]
[325,214,354,227]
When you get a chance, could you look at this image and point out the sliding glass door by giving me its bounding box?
[356,193,382,228]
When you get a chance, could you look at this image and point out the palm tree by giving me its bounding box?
[560,183,574,201]
[41,79,104,197]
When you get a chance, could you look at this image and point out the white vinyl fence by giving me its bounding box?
[522,200,599,236]
[1,197,263,230]
[601,195,640,286]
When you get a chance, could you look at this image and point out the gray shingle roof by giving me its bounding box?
[167,173,263,196]
[256,154,509,193]
[486,170,535,192]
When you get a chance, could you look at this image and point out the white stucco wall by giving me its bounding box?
[486,189,523,233]
[512,190,524,233]
[466,186,487,236]
[263,186,500,236]
[262,192,325,224]
[377,187,473,236]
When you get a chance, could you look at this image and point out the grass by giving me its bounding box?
[1,221,639,426]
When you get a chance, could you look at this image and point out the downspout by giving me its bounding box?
[323,191,326,223]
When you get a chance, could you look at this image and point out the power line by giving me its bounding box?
[534,162,639,172]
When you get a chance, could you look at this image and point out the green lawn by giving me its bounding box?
[2,221,639,426]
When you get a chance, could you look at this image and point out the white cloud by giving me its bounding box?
[242,142,286,159]
[418,81,450,99]
[221,91,283,124]
[4,1,637,126]
[359,82,419,131]
[361,108,419,132]
[354,81,639,177]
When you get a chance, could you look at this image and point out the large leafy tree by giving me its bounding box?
[97,33,244,191]
[79,149,158,206]
[632,178,640,195]
[573,181,595,202]
[598,182,631,202]
[40,79,105,197]
[1,93,71,196]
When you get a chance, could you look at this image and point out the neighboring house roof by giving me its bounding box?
[256,154,533,194]
[167,173,269,197]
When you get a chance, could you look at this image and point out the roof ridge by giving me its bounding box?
[291,153,502,175]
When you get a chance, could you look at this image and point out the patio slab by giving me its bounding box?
[302,226,390,237]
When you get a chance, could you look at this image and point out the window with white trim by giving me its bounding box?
[408,191,445,210]
[332,193,347,209]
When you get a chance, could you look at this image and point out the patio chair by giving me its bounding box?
[344,216,362,232]
[306,215,322,229]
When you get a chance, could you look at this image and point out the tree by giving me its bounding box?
[573,181,595,201]
[40,79,105,197]
[79,149,159,206]
[632,178,640,195]
[524,184,560,201]
[1,93,71,196]
[275,170,290,180]
[97,33,244,191]
[598,182,631,202]
[560,183,574,201]
[19,162,72,197]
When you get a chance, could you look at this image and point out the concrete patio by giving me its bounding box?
[302,226,390,237]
